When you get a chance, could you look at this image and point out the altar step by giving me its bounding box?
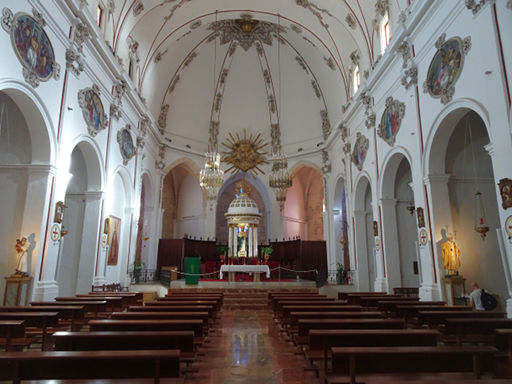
[221,292,268,310]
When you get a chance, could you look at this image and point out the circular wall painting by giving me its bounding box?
[78,86,107,137]
[117,126,136,165]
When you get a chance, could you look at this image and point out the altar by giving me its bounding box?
[220,265,270,282]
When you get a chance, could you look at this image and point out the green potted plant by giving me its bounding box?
[132,259,145,284]
[336,262,345,284]
[261,245,273,263]
[215,245,229,263]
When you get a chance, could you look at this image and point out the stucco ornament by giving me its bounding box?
[377,97,405,146]
[423,33,471,105]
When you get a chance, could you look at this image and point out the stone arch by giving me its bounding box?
[58,140,104,296]
[353,171,372,210]
[379,148,419,290]
[0,86,54,301]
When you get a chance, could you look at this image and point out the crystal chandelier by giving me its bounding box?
[269,14,292,212]
[269,147,291,212]
[200,10,224,201]
[200,151,224,200]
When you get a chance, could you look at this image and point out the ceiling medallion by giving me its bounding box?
[221,129,268,176]
[208,15,285,52]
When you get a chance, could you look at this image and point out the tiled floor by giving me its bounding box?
[186,308,318,384]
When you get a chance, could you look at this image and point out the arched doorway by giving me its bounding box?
[428,109,507,307]
[381,152,419,290]
[58,141,102,296]
[353,175,375,291]
[0,89,53,300]
[161,163,204,239]
[284,166,324,240]
[333,177,349,268]
[216,173,269,245]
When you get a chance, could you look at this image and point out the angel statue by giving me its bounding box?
[14,237,29,276]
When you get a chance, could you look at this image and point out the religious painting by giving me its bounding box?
[498,178,512,210]
[416,207,425,228]
[351,133,369,171]
[2,8,60,88]
[78,85,107,137]
[107,216,121,266]
[423,33,471,104]
[377,97,405,146]
[373,221,378,237]
[117,126,136,165]
[53,201,66,223]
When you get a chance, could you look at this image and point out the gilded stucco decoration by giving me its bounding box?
[465,0,488,14]
[158,104,170,132]
[321,110,331,139]
[321,149,331,174]
[208,14,286,52]
[345,14,356,29]
[133,1,144,17]
[423,33,471,105]
[221,130,268,176]
[377,96,405,146]
[401,65,417,90]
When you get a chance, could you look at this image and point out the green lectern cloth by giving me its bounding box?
[185,257,200,285]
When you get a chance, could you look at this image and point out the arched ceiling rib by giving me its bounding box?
[108,0,409,153]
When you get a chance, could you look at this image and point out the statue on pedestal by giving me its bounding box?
[441,234,461,276]
[14,237,29,277]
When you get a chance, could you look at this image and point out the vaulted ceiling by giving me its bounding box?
[108,0,409,154]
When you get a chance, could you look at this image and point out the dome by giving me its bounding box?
[226,192,260,216]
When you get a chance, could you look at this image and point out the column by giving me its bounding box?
[233,227,238,258]
[253,226,258,257]
[423,174,452,301]
[228,226,233,257]
[380,198,401,290]
[248,227,253,257]
[353,210,370,291]
[23,165,58,301]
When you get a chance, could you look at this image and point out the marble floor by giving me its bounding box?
[186,308,318,384]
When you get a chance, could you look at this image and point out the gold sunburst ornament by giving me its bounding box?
[221,129,268,176]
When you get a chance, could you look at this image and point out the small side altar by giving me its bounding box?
[219,265,270,282]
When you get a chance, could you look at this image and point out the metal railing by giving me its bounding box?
[128,269,159,284]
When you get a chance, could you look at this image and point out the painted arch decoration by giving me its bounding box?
[78,85,108,137]
[1,7,60,88]
[423,33,471,105]
[377,96,405,146]
[117,125,137,165]
[351,132,369,171]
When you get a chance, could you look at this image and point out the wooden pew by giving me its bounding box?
[76,293,136,308]
[418,310,506,328]
[278,305,362,324]
[396,305,472,325]
[288,311,382,327]
[377,300,444,316]
[359,295,415,308]
[272,297,334,311]
[393,287,419,297]
[308,329,439,373]
[297,318,404,338]
[327,345,497,384]
[88,319,204,338]
[129,305,214,313]
[444,318,512,346]
[55,297,122,312]
[87,291,143,305]
[0,320,28,351]
[338,292,386,301]
[495,329,512,379]
[343,293,389,305]
[110,312,210,329]
[53,330,195,365]
[0,312,59,351]
[0,350,180,383]
[30,301,107,319]
[0,306,85,331]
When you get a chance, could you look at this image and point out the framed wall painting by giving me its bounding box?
[2,8,60,88]
[416,207,425,228]
[377,96,405,146]
[107,216,121,266]
[498,178,512,210]
[351,133,369,171]
[423,33,471,104]
[117,126,136,165]
[78,85,108,137]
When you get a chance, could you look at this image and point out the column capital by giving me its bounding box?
[484,143,494,158]
[423,173,451,185]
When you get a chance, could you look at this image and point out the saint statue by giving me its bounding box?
[441,235,461,276]
[14,237,29,276]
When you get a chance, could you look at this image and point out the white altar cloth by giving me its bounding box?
[219,265,270,279]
